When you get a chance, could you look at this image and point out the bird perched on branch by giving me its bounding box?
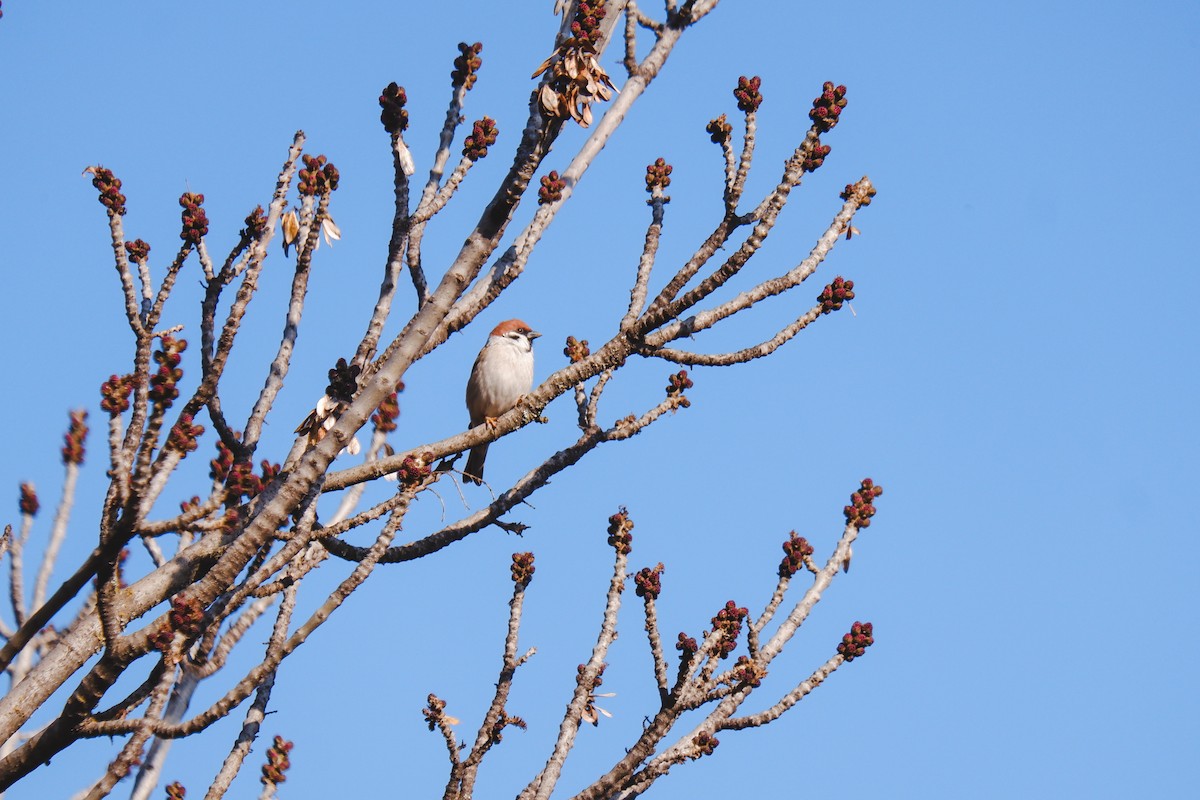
[463,319,540,484]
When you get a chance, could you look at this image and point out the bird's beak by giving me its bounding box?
[528,330,542,340]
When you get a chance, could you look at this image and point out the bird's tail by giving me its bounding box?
[463,443,489,485]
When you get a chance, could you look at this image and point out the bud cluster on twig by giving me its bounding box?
[166,414,205,454]
[261,735,293,787]
[801,141,832,173]
[241,205,267,239]
[710,600,749,659]
[510,551,536,585]
[837,620,874,662]
[634,563,664,599]
[86,166,126,216]
[778,531,815,577]
[563,335,590,362]
[298,155,340,196]
[150,594,205,653]
[731,654,764,687]
[99,373,136,415]
[538,170,566,205]
[396,452,434,488]
[817,276,855,314]
[371,389,402,434]
[734,75,763,113]
[841,179,878,205]
[810,81,848,133]
[665,370,693,408]
[61,410,88,465]
[179,193,208,244]
[423,694,450,731]
[463,117,499,161]
[451,41,484,89]
[706,114,732,144]
[606,507,634,554]
[18,483,39,517]
[149,335,187,409]
[644,158,673,192]
[125,238,151,263]
[843,478,883,528]
[690,731,719,759]
[379,82,409,134]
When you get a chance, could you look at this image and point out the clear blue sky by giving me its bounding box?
[1,1,1197,798]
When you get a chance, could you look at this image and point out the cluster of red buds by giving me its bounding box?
[261,736,293,787]
[511,551,536,585]
[422,694,449,731]
[241,205,267,240]
[179,495,202,514]
[463,117,499,161]
[801,141,832,173]
[166,414,205,454]
[224,462,257,502]
[166,781,186,799]
[634,563,664,599]
[125,238,151,263]
[810,82,848,133]
[675,631,698,657]
[570,1,607,45]
[489,710,528,744]
[100,373,136,414]
[645,158,673,192]
[169,594,205,637]
[298,154,340,196]
[178,193,208,245]
[224,459,279,504]
[817,276,855,314]
[396,452,434,488]
[691,731,720,759]
[563,335,590,362]
[734,75,763,113]
[538,170,566,205]
[711,600,748,659]
[779,531,815,578]
[62,410,88,465]
[837,620,874,662]
[379,82,409,134]
[209,437,237,482]
[87,166,126,216]
[844,478,883,528]
[451,41,483,89]
[152,594,205,652]
[706,114,732,144]
[372,389,401,434]
[665,370,693,407]
[218,508,242,535]
[841,180,877,206]
[731,654,764,688]
[607,507,634,554]
[149,335,187,408]
[18,483,38,517]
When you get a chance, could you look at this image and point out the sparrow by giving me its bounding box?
[463,319,541,484]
